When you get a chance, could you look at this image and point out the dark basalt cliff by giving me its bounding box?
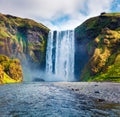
[75,13,120,82]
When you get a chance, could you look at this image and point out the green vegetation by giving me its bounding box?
[76,13,120,82]
[0,55,23,84]
[0,13,49,69]
[75,13,120,40]
[92,64,120,82]
[101,13,120,17]
[82,29,120,82]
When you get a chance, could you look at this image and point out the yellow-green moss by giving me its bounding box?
[0,55,23,84]
[101,13,120,17]
[0,13,49,68]
[81,28,120,82]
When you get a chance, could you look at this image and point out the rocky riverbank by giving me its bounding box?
[53,82,120,103]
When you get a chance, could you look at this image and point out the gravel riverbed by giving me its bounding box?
[53,82,120,103]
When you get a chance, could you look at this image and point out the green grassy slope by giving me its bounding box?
[75,13,120,82]
[0,55,23,84]
[0,13,50,69]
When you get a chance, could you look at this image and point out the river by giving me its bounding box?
[0,82,120,117]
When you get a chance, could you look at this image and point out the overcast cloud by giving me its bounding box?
[0,0,119,30]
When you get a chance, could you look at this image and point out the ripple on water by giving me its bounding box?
[0,83,120,117]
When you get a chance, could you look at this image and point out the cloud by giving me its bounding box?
[0,0,115,30]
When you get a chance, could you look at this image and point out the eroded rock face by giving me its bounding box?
[81,28,120,81]
[75,13,120,82]
[0,55,23,84]
[0,13,49,69]
[90,48,110,75]
[89,28,119,72]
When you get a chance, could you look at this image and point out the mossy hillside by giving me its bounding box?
[75,13,120,82]
[81,29,120,82]
[0,55,23,84]
[75,13,120,41]
[0,13,50,68]
[101,13,120,17]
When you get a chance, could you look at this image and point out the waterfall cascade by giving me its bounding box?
[46,30,75,81]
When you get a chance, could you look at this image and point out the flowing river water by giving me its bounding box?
[0,83,120,117]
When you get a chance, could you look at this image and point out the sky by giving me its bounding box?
[0,0,120,30]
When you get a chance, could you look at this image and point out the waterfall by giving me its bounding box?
[46,30,75,81]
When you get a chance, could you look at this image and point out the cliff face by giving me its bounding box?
[1,12,120,82]
[0,13,49,69]
[75,13,120,82]
[0,55,23,84]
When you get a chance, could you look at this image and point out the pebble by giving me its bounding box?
[95,91,100,94]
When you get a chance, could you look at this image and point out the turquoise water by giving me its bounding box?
[0,83,120,117]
